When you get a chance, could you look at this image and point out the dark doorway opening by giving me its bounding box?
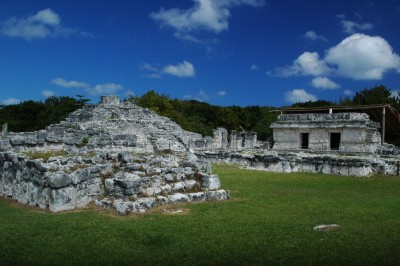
[330,133,341,150]
[301,133,309,149]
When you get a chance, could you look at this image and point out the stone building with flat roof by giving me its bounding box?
[271,113,381,154]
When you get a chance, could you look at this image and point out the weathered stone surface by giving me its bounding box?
[200,173,221,190]
[185,179,198,190]
[196,150,396,177]
[206,190,230,201]
[169,193,190,203]
[114,172,141,189]
[0,95,232,214]
[118,152,133,164]
[10,135,26,146]
[172,181,186,192]
[0,140,12,151]
[49,187,77,212]
[48,173,71,188]
[189,192,206,202]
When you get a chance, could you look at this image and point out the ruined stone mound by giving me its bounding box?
[1,95,204,153]
[0,96,230,213]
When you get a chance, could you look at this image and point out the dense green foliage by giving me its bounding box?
[0,96,90,132]
[296,84,400,109]
[127,90,279,139]
[0,165,399,265]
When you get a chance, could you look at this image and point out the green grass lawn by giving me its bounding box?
[1,164,400,265]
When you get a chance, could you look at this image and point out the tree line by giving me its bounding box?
[0,96,89,132]
[0,85,398,140]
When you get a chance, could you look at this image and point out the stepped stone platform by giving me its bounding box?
[0,95,204,154]
[0,96,229,213]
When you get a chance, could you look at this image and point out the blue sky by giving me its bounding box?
[1,0,400,107]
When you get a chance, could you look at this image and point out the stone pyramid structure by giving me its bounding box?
[1,95,204,153]
[0,96,229,214]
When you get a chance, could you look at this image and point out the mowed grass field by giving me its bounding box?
[1,164,400,265]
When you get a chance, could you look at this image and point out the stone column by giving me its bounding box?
[213,128,228,149]
[1,123,7,137]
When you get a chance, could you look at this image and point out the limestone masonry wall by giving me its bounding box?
[196,151,399,177]
[0,151,229,214]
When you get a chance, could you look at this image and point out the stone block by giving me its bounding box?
[49,187,77,212]
[189,192,205,202]
[169,193,190,203]
[114,173,141,189]
[48,173,71,188]
[201,173,221,190]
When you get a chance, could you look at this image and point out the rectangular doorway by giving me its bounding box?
[330,133,341,150]
[301,133,309,149]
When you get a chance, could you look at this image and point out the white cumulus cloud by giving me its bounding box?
[162,61,196,77]
[285,89,317,103]
[150,0,264,40]
[275,52,331,77]
[1,98,21,105]
[340,19,373,34]
[325,33,400,80]
[52,77,123,96]
[1,8,90,40]
[42,90,55,97]
[273,33,400,81]
[303,31,327,42]
[89,83,123,95]
[311,77,340,89]
[217,90,227,96]
[142,63,159,72]
[52,78,90,89]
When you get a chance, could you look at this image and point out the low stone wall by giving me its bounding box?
[0,151,229,214]
[196,151,400,177]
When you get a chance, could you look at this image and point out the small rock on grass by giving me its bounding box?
[313,224,341,231]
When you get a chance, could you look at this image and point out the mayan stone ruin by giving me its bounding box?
[1,96,400,213]
[195,112,400,177]
[271,113,381,153]
[0,96,229,214]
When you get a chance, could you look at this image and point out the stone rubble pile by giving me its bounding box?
[0,151,229,213]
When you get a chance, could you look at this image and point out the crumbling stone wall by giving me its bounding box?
[0,151,229,214]
[271,113,381,153]
[196,151,399,177]
[0,96,231,213]
[230,130,257,150]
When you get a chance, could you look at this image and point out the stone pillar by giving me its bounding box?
[213,128,228,149]
[100,95,120,106]
[230,130,238,149]
[1,123,8,137]
[243,132,257,149]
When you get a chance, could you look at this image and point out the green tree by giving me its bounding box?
[352,85,399,109]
